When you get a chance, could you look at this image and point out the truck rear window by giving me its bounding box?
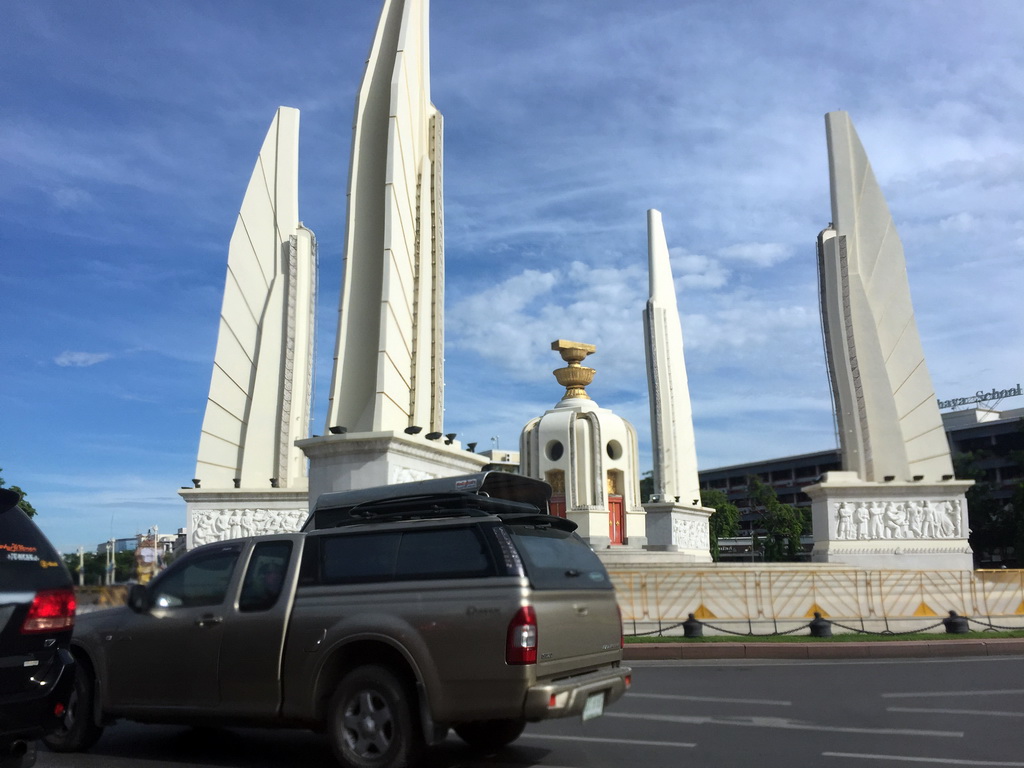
[318,527,496,584]
[506,523,612,591]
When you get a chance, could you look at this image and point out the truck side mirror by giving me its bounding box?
[128,583,151,613]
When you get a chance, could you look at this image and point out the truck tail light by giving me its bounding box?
[506,606,537,665]
[21,588,76,634]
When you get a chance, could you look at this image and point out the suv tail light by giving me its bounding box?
[506,606,537,665]
[21,588,76,634]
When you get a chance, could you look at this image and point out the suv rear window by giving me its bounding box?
[506,521,611,591]
[0,503,70,590]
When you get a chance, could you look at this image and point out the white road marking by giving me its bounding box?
[823,752,1024,766]
[883,689,1024,698]
[888,706,1024,718]
[605,711,963,738]
[521,733,696,748]
[628,692,791,706]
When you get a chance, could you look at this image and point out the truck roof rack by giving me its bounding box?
[304,473,552,531]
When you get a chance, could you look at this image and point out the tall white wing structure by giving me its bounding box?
[194,106,316,491]
[643,209,702,507]
[326,0,444,435]
[818,111,952,483]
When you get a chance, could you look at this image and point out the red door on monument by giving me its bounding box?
[549,496,567,518]
[608,496,623,545]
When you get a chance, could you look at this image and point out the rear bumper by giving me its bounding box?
[0,649,75,742]
[523,665,631,721]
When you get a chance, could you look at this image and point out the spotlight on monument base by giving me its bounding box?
[192,478,201,489]
[329,425,348,435]
[466,442,477,452]
[942,474,953,481]
[912,475,924,481]
[425,432,443,441]
[445,433,457,445]
[404,426,422,435]
[883,475,895,482]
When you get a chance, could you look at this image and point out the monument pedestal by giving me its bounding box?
[643,501,713,562]
[805,471,973,571]
[179,488,309,549]
[297,431,488,502]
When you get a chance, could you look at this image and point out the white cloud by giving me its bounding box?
[54,351,112,368]
[717,243,792,267]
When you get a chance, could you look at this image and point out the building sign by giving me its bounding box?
[937,384,1022,410]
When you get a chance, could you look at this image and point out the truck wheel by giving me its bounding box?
[327,665,422,768]
[42,664,104,753]
[453,718,526,750]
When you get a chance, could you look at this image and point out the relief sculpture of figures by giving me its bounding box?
[855,503,869,539]
[672,517,709,550]
[191,508,307,547]
[883,502,906,539]
[836,502,853,539]
[868,501,885,539]
[834,498,965,542]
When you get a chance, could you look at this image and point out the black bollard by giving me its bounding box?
[683,612,703,638]
[809,611,832,638]
[942,610,969,634]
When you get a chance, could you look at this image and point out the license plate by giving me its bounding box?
[582,692,605,721]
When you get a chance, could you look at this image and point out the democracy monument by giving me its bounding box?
[172,0,1024,633]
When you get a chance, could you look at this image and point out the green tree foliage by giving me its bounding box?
[956,447,1024,567]
[62,549,137,584]
[700,489,740,561]
[0,467,36,517]
[746,475,803,561]
[639,471,653,503]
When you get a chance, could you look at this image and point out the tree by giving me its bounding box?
[746,476,803,561]
[62,549,137,584]
[955,450,1024,567]
[639,471,653,503]
[0,467,36,517]
[700,489,740,562]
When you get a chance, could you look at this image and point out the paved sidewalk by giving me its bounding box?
[624,637,1024,660]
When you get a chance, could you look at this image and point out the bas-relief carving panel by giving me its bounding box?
[191,508,307,547]
[832,498,964,541]
[672,516,709,550]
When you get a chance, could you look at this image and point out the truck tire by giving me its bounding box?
[453,718,526,751]
[327,665,422,768]
[42,663,104,753]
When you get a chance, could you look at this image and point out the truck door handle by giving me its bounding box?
[196,615,223,628]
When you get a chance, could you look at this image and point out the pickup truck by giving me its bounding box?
[46,473,631,768]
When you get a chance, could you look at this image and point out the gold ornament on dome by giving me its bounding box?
[551,339,596,400]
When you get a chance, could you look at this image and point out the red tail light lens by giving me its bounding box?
[21,588,76,634]
[506,606,537,665]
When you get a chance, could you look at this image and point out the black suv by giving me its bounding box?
[0,489,76,768]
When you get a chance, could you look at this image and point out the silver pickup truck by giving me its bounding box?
[46,473,631,768]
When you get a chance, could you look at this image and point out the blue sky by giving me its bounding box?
[3,0,1022,554]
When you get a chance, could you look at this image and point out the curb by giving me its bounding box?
[624,637,1024,661]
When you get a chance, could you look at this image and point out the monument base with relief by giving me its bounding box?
[643,501,713,562]
[806,471,973,571]
[179,488,310,549]
[298,432,488,503]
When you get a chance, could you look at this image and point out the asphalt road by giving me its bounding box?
[35,656,1024,767]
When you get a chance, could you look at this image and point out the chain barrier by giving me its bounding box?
[624,617,1023,638]
[967,617,1024,632]
[827,620,945,636]
[626,620,815,638]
